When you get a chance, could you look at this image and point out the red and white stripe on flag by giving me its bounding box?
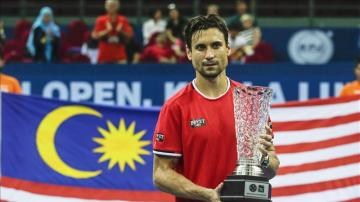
[270,95,360,202]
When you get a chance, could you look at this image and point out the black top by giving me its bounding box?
[32,26,60,63]
[166,17,188,40]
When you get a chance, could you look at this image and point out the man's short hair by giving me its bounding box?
[184,14,229,50]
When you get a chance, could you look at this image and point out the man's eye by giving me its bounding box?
[196,45,206,50]
[212,43,221,49]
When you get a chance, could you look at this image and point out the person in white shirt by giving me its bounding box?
[142,9,166,46]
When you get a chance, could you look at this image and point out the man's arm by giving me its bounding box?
[153,155,222,202]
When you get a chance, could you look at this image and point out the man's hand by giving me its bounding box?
[115,23,123,32]
[207,183,223,202]
[106,21,113,32]
[259,125,275,155]
[259,125,280,179]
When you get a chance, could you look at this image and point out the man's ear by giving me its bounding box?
[227,43,231,56]
[186,45,192,61]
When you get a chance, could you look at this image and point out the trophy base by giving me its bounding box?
[220,175,272,202]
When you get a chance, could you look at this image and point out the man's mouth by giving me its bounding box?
[203,61,218,66]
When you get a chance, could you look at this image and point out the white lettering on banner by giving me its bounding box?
[22,81,346,106]
[21,81,31,95]
[116,82,142,106]
[320,82,330,98]
[243,81,253,86]
[334,82,344,96]
[164,82,188,101]
[43,81,69,100]
[70,81,92,102]
[94,82,115,105]
[269,82,286,104]
[299,82,309,101]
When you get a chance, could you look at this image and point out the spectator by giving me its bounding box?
[227,0,256,31]
[140,32,176,64]
[206,4,219,15]
[0,19,5,48]
[125,37,142,64]
[26,7,60,63]
[81,31,99,64]
[229,14,261,63]
[0,53,22,94]
[165,3,187,45]
[93,0,134,64]
[239,14,261,53]
[142,9,166,46]
[340,56,360,96]
[228,23,246,62]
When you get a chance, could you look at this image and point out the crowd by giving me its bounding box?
[0,0,273,65]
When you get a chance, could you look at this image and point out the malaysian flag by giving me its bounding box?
[1,92,359,202]
[270,95,360,202]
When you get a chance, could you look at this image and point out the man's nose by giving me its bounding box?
[205,48,215,60]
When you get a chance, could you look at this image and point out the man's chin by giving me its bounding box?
[199,71,221,79]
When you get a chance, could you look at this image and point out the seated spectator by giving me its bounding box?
[140,32,176,64]
[26,7,60,63]
[227,0,256,31]
[239,14,261,53]
[229,14,261,63]
[0,19,5,48]
[206,4,219,15]
[0,53,22,94]
[125,37,142,64]
[93,0,134,64]
[340,56,360,96]
[142,9,166,46]
[228,23,246,62]
[165,3,187,45]
[81,31,99,64]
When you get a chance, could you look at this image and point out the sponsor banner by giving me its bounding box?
[262,27,359,63]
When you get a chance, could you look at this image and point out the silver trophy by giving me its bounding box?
[220,85,273,202]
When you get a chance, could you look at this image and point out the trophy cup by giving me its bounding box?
[220,85,273,202]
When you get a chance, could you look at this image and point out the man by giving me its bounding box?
[340,56,360,96]
[227,0,256,31]
[0,54,22,94]
[94,0,133,64]
[206,4,219,15]
[152,15,279,202]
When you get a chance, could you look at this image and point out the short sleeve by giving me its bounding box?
[153,103,182,157]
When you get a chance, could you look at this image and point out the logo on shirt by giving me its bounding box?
[190,118,206,128]
[156,133,165,142]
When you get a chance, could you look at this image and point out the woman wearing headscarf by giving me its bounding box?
[27,7,60,63]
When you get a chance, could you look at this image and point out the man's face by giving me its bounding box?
[236,2,247,15]
[169,9,179,20]
[355,63,360,82]
[242,19,253,29]
[105,0,119,14]
[186,28,230,79]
